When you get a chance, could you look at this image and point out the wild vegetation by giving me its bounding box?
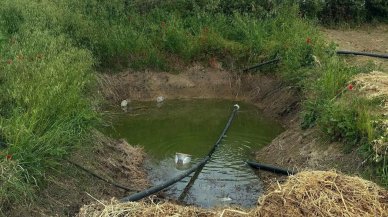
[0,0,387,212]
[300,0,388,24]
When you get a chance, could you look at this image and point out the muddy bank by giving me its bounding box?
[99,64,300,125]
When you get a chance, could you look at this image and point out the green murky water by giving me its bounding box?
[102,99,283,208]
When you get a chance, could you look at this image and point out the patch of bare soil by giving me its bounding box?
[256,123,363,174]
[78,171,388,217]
[8,132,148,217]
[322,24,388,71]
[99,64,237,103]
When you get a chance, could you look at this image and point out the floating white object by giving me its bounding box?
[121,99,129,107]
[156,96,165,103]
[220,197,232,202]
[234,104,240,110]
[175,152,191,165]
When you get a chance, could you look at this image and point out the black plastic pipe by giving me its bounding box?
[68,160,137,192]
[120,156,209,202]
[337,50,388,59]
[247,161,296,176]
[177,162,205,201]
[207,105,239,157]
[120,105,240,202]
[177,105,239,201]
[243,58,280,73]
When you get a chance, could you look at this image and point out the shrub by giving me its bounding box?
[299,0,388,24]
[365,0,388,21]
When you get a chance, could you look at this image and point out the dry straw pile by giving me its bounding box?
[255,171,388,216]
[78,171,388,217]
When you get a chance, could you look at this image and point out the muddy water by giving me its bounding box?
[102,99,283,208]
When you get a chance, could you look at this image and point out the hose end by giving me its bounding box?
[234,104,240,110]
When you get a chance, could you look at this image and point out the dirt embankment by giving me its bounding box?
[99,64,300,124]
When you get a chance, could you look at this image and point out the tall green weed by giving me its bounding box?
[0,1,97,207]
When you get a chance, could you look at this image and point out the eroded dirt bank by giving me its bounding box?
[99,65,300,125]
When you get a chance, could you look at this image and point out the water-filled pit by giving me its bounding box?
[103,99,283,208]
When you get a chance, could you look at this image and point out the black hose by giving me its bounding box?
[247,161,296,176]
[336,50,388,59]
[120,105,240,202]
[177,162,205,201]
[120,156,209,202]
[178,105,239,201]
[243,58,280,73]
[67,160,137,192]
[207,106,239,157]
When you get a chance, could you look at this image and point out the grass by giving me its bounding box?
[0,0,387,212]
[0,1,98,209]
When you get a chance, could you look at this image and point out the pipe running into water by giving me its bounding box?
[120,105,240,202]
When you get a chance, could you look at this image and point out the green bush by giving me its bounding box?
[366,0,388,21]
[319,102,373,147]
[299,0,388,24]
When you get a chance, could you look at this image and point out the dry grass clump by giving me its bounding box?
[78,197,249,217]
[79,171,388,217]
[0,160,35,209]
[255,171,388,217]
[352,71,388,100]
[90,131,149,189]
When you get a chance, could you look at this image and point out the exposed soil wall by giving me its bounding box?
[98,64,300,125]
